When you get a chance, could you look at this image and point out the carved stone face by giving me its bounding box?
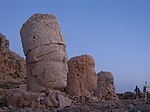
[20,14,68,92]
[28,45,68,90]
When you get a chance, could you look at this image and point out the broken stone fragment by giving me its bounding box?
[57,93,72,108]
[6,90,39,109]
[66,54,97,96]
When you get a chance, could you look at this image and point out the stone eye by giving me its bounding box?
[33,36,35,39]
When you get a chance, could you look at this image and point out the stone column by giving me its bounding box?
[20,14,68,92]
[66,54,97,96]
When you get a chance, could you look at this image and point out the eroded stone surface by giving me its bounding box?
[6,90,39,109]
[58,100,150,112]
[94,71,117,100]
[57,93,73,108]
[20,14,68,92]
[66,54,97,96]
[0,33,9,51]
[0,33,26,95]
[4,89,72,110]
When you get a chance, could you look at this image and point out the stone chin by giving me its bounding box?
[41,79,67,90]
[51,79,67,90]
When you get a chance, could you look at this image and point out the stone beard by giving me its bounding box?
[20,14,68,92]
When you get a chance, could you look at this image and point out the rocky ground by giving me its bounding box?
[58,100,150,112]
[1,99,150,112]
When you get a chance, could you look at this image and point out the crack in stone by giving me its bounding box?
[25,42,66,56]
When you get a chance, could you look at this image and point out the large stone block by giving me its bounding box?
[66,54,97,96]
[20,14,68,92]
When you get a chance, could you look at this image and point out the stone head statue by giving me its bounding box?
[20,14,68,92]
[94,71,117,100]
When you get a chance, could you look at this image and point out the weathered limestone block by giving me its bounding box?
[20,14,68,92]
[94,71,117,100]
[66,54,97,96]
[6,90,39,109]
[0,33,26,91]
[5,89,72,109]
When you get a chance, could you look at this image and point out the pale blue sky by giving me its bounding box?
[0,0,150,92]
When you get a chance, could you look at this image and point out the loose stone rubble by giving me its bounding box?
[4,89,72,110]
[66,54,97,96]
[20,14,68,92]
